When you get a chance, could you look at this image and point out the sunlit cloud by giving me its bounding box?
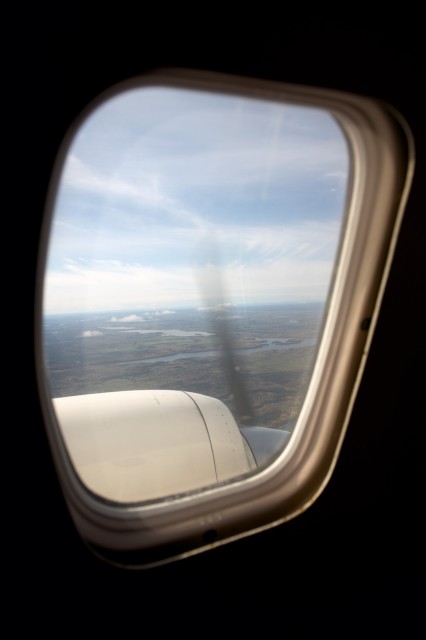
[59,154,205,228]
[64,155,172,208]
[44,253,335,315]
[198,303,234,312]
[43,85,349,315]
[110,314,145,323]
[151,310,176,315]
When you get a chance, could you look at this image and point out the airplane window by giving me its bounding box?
[36,70,411,568]
[40,82,350,504]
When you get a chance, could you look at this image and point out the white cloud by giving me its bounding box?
[43,88,348,315]
[198,303,234,312]
[109,314,144,323]
[43,253,334,315]
[60,154,204,228]
[63,155,170,208]
[151,310,176,315]
[82,330,103,337]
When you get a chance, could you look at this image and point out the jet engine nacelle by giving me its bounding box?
[52,389,258,503]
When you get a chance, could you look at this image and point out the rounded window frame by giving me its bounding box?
[35,68,414,568]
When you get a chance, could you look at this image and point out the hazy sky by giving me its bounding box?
[43,83,349,315]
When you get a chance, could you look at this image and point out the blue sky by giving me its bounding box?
[43,84,349,315]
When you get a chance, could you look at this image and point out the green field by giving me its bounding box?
[43,304,323,429]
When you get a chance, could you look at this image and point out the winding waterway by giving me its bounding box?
[118,337,317,366]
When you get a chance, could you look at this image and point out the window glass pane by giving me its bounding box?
[42,85,349,502]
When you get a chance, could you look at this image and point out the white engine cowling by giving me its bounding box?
[52,389,257,503]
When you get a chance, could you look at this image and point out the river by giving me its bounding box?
[118,337,317,366]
